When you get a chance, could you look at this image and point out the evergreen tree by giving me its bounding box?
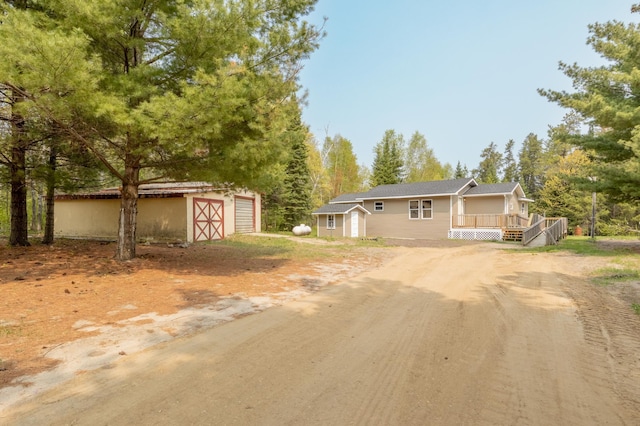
[0,1,323,259]
[473,142,502,183]
[540,5,640,202]
[282,120,312,230]
[371,130,405,186]
[518,133,544,199]
[453,161,469,179]
[502,139,518,182]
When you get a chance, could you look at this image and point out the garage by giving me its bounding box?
[235,196,255,233]
[54,182,261,243]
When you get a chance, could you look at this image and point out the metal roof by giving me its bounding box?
[312,203,370,215]
[55,182,233,200]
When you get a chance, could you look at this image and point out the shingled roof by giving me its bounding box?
[312,203,370,215]
[330,192,368,203]
[355,178,476,200]
[463,182,520,196]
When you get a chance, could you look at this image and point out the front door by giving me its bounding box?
[193,198,224,241]
[350,211,359,237]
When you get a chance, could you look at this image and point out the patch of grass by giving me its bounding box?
[0,324,22,338]
[591,267,640,286]
[632,303,640,315]
[523,236,632,256]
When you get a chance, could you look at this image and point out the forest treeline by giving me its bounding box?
[2,2,640,256]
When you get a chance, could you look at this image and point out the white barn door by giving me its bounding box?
[235,197,255,233]
[350,211,359,237]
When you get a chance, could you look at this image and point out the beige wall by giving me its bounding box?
[55,198,187,240]
[138,198,187,239]
[464,196,505,215]
[55,199,121,239]
[363,196,451,239]
[55,190,261,242]
[315,214,344,238]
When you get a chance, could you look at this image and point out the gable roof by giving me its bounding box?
[356,178,477,200]
[312,203,370,215]
[463,182,519,196]
[462,182,532,201]
[330,192,368,204]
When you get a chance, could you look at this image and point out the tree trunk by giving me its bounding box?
[8,87,30,246]
[9,114,29,246]
[42,146,57,245]
[116,158,140,261]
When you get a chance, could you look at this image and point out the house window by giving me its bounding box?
[327,214,335,229]
[409,200,420,219]
[374,201,384,212]
[520,202,526,215]
[422,200,432,219]
[409,199,433,220]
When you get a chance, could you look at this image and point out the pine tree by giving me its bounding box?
[0,1,323,259]
[454,161,469,179]
[540,5,640,202]
[473,142,503,183]
[502,139,518,183]
[518,133,544,199]
[371,130,405,186]
[282,121,312,231]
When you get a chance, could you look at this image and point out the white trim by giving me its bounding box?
[408,199,433,220]
[374,201,384,212]
[327,214,335,230]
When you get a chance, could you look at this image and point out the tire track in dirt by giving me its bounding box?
[563,272,640,419]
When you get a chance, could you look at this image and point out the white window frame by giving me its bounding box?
[409,199,433,220]
[520,202,526,215]
[421,199,433,219]
[327,214,335,229]
[374,201,384,212]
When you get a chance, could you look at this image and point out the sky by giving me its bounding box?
[298,0,637,171]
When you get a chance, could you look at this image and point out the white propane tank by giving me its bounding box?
[292,224,311,236]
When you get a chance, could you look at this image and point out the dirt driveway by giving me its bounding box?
[2,240,640,424]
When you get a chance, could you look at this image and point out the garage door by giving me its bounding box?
[193,198,224,241]
[235,197,255,233]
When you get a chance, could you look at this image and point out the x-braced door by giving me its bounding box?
[193,198,224,241]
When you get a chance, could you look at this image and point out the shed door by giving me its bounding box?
[194,198,224,241]
[350,211,359,237]
[235,197,255,233]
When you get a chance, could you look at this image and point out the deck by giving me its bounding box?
[450,214,567,246]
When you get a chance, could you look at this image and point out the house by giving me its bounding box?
[54,182,260,243]
[312,178,533,241]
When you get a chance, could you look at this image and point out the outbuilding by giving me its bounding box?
[54,182,260,243]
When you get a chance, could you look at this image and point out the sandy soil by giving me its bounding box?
[2,238,640,425]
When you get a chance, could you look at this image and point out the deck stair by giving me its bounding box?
[502,229,523,241]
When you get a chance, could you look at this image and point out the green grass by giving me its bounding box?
[523,236,634,256]
[632,303,640,315]
[591,267,640,286]
[0,324,22,338]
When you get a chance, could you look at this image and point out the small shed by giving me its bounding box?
[54,182,261,243]
[312,203,370,238]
